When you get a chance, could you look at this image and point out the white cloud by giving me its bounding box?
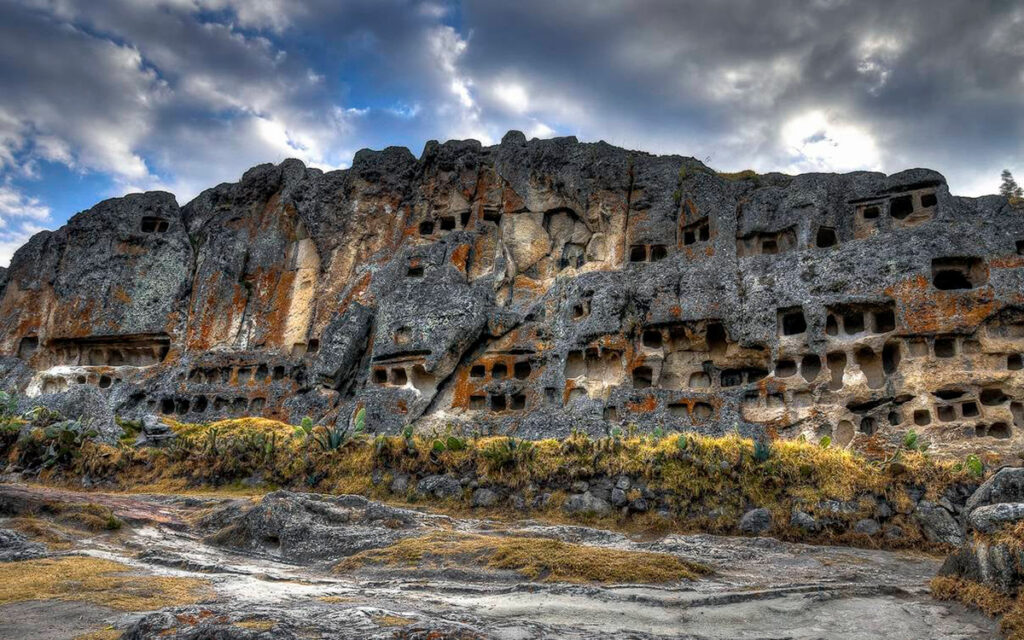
[491,82,530,114]
[0,184,51,267]
[0,185,51,221]
[781,110,881,173]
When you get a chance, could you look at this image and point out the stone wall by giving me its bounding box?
[2,131,1023,455]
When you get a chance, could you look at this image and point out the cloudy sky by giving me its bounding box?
[0,0,1021,265]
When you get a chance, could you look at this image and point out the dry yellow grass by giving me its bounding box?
[167,416,297,439]
[236,619,276,630]
[371,614,416,627]
[337,531,708,583]
[7,516,76,549]
[11,416,976,549]
[931,576,1024,640]
[72,630,122,640]
[0,556,213,611]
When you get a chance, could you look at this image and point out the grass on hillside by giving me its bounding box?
[1,416,986,548]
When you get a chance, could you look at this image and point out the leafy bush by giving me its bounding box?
[753,439,773,463]
[481,437,535,472]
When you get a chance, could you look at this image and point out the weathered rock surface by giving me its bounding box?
[0,527,46,561]
[0,483,999,640]
[914,500,964,545]
[0,133,1022,456]
[738,507,773,534]
[967,502,1024,533]
[964,466,1024,518]
[939,466,1024,598]
[206,490,449,562]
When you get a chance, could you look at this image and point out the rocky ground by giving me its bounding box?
[0,483,999,640]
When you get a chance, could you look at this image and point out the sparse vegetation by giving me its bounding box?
[337,531,708,583]
[1001,169,1023,208]
[0,556,211,610]
[716,169,760,182]
[0,416,986,548]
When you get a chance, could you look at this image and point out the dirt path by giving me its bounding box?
[0,483,1000,639]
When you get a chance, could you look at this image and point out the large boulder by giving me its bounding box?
[564,492,612,516]
[739,508,773,535]
[939,537,1024,596]
[206,491,448,562]
[964,467,1024,519]
[967,503,1024,534]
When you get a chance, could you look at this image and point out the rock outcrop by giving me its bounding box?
[939,467,1024,596]
[2,132,1023,454]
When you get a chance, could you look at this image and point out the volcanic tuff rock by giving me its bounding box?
[1,131,1024,452]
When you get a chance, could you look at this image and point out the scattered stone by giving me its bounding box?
[0,528,46,562]
[471,488,499,508]
[389,473,410,494]
[914,500,964,545]
[790,510,819,532]
[853,519,881,536]
[416,475,463,500]
[739,508,773,535]
[564,492,611,516]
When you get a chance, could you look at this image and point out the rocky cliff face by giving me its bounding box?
[1,131,1022,453]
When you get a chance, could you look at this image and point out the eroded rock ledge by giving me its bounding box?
[1,132,1022,458]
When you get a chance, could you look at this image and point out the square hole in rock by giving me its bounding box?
[633,366,653,388]
[407,266,424,278]
[931,257,988,290]
[889,195,914,220]
[418,220,435,235]
[989,422,1011,439]
[1009,354,1023,370]
[650,245,668,261]
[721,369,743,387]
[780,310,807,336]
[440,216,456,231]
[920,192,938,208]
[913,410,932,426]
[843,312,865,335]
[825,315,839,336]
[689,371,711,387]
[390,368,408,386]
[961,401,980,418]
[643,329,663,349]
[873,309,896,333]
[490,394,506,412]
[470,365,485,378]
[629,245,648,262]
[937,405,956,422]
[514,361,532,380]
[775,359,797,377]
[801,354,822,382]
[863,205,880,219]
[816,226,837,248]
[934,338,957,358]
[509,394,526,411]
